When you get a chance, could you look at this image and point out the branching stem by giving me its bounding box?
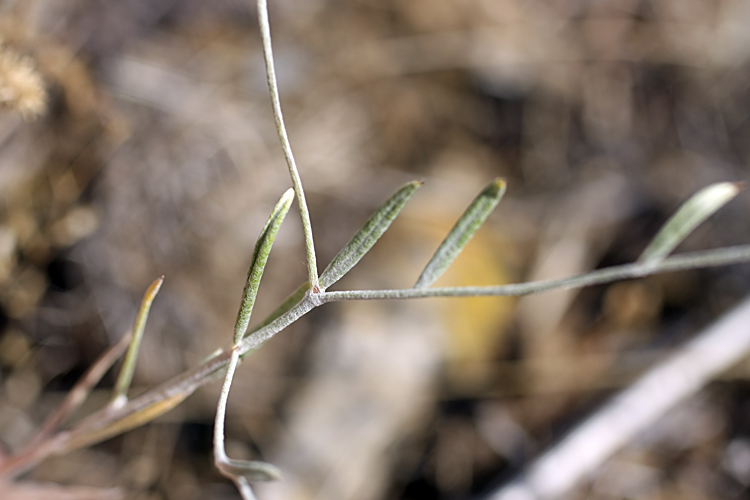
[3,244,750,480]
[320,244,750,302]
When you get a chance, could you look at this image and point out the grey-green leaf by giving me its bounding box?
[234,188,294,344]
[414,178,507,288]
[638,182,743,267]
[219,458,282,483]
[319,180,422,289]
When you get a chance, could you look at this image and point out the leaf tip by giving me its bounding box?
[404,179,424,193]
[487,177,507,196]
[279,188,295,208]
[144,276,165,306]
[153,275,165,290]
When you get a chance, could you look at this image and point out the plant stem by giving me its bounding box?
[4,244,750,480]
[256,0,319,291]
[214,346,239,466]
[320,244,750,302]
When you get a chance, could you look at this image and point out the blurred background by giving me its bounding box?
[2,0,750,499]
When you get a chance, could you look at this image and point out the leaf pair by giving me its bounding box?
[245,179,424,333]
[317,177,508,293]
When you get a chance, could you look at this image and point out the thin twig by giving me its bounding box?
[255,0,319,291]
[20,331,133,452]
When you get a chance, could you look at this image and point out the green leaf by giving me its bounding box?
[638,182,743,267]
[415,178,507,288]
[112,276,164,407]
[234,189,294,344]
[319,180,422,289]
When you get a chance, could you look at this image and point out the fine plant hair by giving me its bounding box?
[1,1,750,498]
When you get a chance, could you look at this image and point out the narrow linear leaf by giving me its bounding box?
[415,178,507,288]
[214,189,292,499]
[319,180,422,289]
[219,459,282,483]
[234,188,295,344]
[638,182,743,267]
[111,276,164,407]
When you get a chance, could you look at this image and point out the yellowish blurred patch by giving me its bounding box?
[436,229,515,388]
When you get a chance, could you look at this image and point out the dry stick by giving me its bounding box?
[256,0,319,291]
[20,331,133,451]
[0,332,134,480]
[3,245,750,480]
[487,293,750,500]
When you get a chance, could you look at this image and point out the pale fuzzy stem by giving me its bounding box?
[319,245,750,302]
[214,348,278,498]
[214,347,240,467]
[255,0,319,290]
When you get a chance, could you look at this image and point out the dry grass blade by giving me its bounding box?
[111,276,165,408]
[21,331,133,450]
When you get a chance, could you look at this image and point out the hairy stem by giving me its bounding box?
[256,0,319,290]
[320,245,750,302]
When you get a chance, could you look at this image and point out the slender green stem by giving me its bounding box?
[111,276,164,408]
[256,0,319,291]
[319,245,750,302]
